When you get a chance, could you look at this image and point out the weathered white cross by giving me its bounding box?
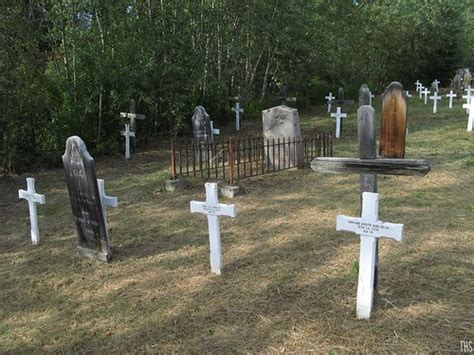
[18,178,46,245]
[97,179,118,238]
[232,102,244,131]
[446,90,456,109]
[336,192,404,319]
[422,88,431,104]
[210,120,220,142]
[331,106,347,138]
[463,86,472,113]
[433,79,440,91]
[120,99,145,153]
[429,91,441,114]
[415,80,421,92]
[121,123,135,160]
[462,101,474,132]
[190,183,237,275]
[418,85,424,99]
[325,92,335,113]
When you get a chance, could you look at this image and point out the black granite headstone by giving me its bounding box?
[191,106,212,162]
[62,136,112,261]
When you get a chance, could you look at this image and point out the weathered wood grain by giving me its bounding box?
[311,157,431,176]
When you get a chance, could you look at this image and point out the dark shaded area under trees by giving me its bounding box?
[0,0,472,173]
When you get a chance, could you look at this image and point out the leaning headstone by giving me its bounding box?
[18,178,46,245]
[262,105,304,168]
[454,74,462,99]
[191,106,212,162]
[359,84,371,106]
[62,136,112,262]
[379,82,407,158]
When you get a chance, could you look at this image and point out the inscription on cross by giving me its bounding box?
[190,183,237,275]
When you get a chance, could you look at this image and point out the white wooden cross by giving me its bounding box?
[121,124,135,160]
[463,86,472,113]
[232,102,244,131]
[405,90,412,98]
[433,79,440,91]
[429,91,441,114]
[419,85,424,99]
[422,88,430,104]
[97,179,118,238]
[331,106,347,139]
[190,183,237,275]
[210,120,220,142]
[369,92,375,106]
[462,101,474,132]
[325,92,335,113]
[336,192,403,319]
[415,80,421,92]
[18,178,46,245]
[446,90,456,109]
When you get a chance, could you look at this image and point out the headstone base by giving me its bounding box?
[165,178,183,192]
[220,185,241,198]
[77,246,111,262]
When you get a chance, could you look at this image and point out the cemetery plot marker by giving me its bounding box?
[325,92,335,113]
[369,92,375,107]
[422,88,430,104]
[462,101,474,132]
[121,124,135,160]
[331,107,347,139]
[18,178,46,245]
[62,136,112,262]
[210,120,220,142]
[380,82,407,158]
[278,85,296,106]
[120,99,145,152]
[433,79,440,91]
[429,92,441,114]
[415,80,421,92]
[336,192,403,319]
[446,90,456,109]
[232,101,244,131]
[418,85,424,99]
[359,84,371,106]
[190,183,237,275]
[97,179,118,238]
[192,106,212,162]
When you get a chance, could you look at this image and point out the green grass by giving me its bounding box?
[0,95,473,353]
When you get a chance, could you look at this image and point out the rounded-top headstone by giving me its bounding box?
[379,82,407,159]
[338,87,345,101]
[464,70,471,89]
[454,74,462,97]
[359,84,371,107]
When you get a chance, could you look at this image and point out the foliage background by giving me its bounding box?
[0,0,472,172]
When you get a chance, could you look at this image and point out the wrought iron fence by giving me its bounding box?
[170,134,333,184]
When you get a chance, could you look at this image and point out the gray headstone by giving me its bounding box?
[262,105,304,168]
[191,106,212,162]
[454,74,462,98]
[338,87,345,101]
[359,84,371,107]
[464,70,472,89]
[62,136,112,262]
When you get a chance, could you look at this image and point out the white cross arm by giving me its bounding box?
[18,189,45,204]
[121,130,135,137]
[190,201,236,218]
[120,112,146,120]
[212,128,220,135]
[336,215,404,241]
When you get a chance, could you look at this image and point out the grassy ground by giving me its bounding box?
[1,95,473,353]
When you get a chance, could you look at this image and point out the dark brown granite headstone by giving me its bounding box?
[62,136,112,262]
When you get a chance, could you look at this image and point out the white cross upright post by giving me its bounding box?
[336,192,403,319]
[18,178,46,245]
[415,80,421,92]
[97,179,118,237]
[210,120,220,143]
[232,102,244,131]
[325,92,335,113]
[462,101,474,132]
[369,92,375,106]
[121,124,135,160]
[430,91,441,114]
[405,90,412,98]
[422,88,431,104]
[433,79,440,91]
[463,86,472,114]
[419,85,424,99]
[331,107,346,138]
[446,90,456,109]
[190,183,237,275]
